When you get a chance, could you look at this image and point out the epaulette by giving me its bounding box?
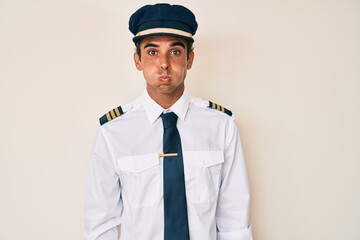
[208,101,232,116]
[99,106,125,125]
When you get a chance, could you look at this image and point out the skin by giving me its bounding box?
[134,36,195,109]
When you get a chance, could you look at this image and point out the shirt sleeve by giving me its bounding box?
[85,128,122,240]
[216,118,253,240]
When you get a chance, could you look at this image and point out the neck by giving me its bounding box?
[147,86,184,109]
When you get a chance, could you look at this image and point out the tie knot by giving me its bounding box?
[161,112,178,129]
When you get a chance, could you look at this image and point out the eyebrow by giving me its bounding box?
[143,43,159,49]
[170,41,186,48]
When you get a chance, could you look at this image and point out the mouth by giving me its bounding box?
[159,75,171,81]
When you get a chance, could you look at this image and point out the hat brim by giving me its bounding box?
[132,32,194,44]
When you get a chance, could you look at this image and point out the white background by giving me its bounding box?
[0,0,359,239]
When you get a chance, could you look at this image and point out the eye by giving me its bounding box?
[148,49,157,56]
[171,49,181,55]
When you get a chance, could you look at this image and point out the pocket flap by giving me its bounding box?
[117,153,160,172]
[183,151,224,167]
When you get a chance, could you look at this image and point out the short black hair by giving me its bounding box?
[135,40,194,60]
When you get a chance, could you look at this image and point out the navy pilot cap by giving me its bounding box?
[129,3,198,44]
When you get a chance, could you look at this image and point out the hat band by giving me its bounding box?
[136,28,193,38]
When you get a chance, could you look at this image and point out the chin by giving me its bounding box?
[157,88,176,94]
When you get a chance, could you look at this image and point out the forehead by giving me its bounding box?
[139,36,188,48]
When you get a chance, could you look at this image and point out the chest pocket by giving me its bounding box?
[117,153,160,208]
[183,151,224,203]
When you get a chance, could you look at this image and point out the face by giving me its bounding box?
[134,36,194,101]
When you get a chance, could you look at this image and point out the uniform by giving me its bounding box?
[85,3,253,240]
[85,91,252,239]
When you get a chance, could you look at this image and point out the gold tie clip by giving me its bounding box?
[159,153,178,157]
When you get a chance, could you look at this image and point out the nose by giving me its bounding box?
[159,54,169,70]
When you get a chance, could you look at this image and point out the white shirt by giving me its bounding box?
[85,90,253,240]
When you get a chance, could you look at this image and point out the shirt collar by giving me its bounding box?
[141,89,190,124]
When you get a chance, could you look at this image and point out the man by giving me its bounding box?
[85,3,252,240]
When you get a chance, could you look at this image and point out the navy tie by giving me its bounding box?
[161,112,190,240]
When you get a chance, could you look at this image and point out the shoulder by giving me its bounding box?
[98,101,139,126]
[99,105,124,125]
[190,95,233,117]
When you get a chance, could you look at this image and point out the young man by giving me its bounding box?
[85,3,252,240]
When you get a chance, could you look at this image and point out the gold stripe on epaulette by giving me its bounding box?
[115,107,120,116]
[221,106,225,112]
[106,112,111,121]
[110,110,115,119]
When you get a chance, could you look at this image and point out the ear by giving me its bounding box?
[187,51,195,70]
[134,52,143,71]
